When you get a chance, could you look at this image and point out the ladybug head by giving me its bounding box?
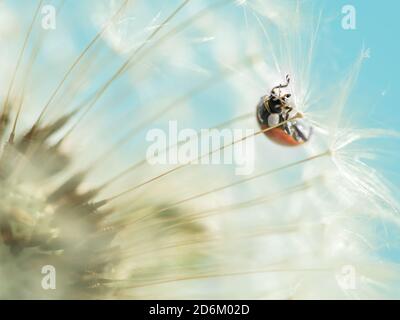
[274,93,292,109]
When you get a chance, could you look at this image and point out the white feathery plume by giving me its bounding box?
[0,0,398,300]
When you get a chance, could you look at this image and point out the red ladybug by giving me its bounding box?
[256,75,312,146]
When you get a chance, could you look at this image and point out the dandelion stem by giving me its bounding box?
[0,0,43,138]
[9,0,70,144]
[101,117,300,204]
[88,54,260,171]
[118,220,325,262]
[110,262,331,290]
[120,0,231,74]
[57,0,192,143]
[154,175,323,232]
[34,0,130,126]
[102,112,254,187]
[9,37,43,143]
[135,150,330,223]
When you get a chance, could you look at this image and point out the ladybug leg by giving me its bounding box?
[280,114,292,135]
[283,110,289,121]
[283,122,293,136]
[284,107,293,121]
[281,108,298,138]
[293,122,307,142]
[280,108,292,124]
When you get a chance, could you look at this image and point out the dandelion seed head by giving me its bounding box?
[0,0,399,300]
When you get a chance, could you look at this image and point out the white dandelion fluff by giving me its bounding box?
[0,0,399,300]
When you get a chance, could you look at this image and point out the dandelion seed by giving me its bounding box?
[0,0,399,300]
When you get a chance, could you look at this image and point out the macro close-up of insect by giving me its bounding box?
[0,0,399,307]
[256,74,313,146]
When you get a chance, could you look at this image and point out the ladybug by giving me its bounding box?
[256,75,313,146]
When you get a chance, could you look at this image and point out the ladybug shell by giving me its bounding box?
[260,125,304,146]
[256,96,310,146]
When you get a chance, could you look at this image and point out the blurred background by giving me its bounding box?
[0,0,399,298]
